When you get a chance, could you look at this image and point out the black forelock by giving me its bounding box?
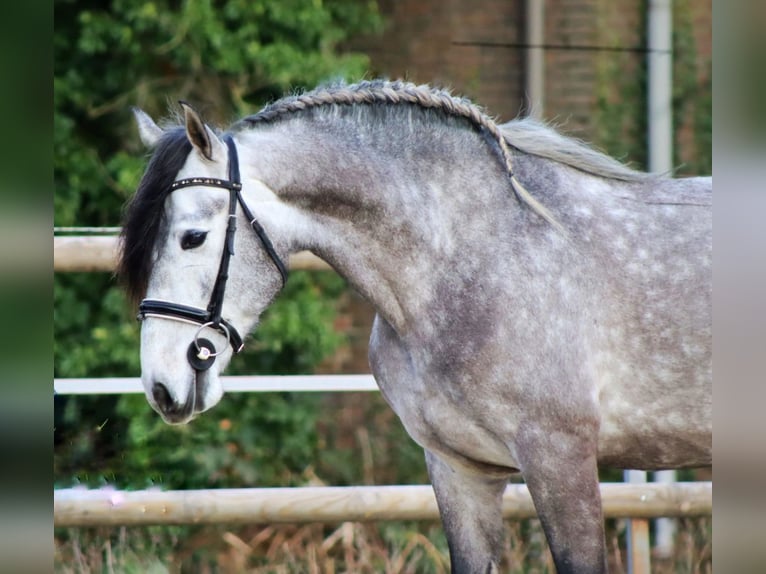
[118,127,192,305]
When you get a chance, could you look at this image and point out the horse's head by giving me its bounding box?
[120,104,287,424]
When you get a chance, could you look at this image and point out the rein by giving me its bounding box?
[137,135,288,371]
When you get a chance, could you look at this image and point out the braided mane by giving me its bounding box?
[235,80,563,232]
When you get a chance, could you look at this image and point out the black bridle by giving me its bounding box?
[137,135,288,371]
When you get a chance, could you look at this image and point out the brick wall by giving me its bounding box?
[353,0,710,146]
[352,0,526,122]
[543,0,600,135]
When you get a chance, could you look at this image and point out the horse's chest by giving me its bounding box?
[386,376,521,470]
[369,318,520,469]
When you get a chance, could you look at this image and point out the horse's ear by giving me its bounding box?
[180,101,223,162]
[133,108,163,148]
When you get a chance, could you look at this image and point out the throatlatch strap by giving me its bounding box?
[235,191,289,287]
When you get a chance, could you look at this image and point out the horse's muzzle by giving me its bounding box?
[150,378,201,424]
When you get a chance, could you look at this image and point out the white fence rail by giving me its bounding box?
[54,375,378,395]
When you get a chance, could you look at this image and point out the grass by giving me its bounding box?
[54,517,711,573]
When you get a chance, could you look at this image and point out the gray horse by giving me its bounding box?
[119,80,712,573]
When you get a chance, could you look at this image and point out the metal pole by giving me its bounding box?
[648,0,673,175]
[525,0,545,118]
[653,470,677,557]
[647,0,676,558]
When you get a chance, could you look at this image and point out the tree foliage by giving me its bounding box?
[55,0,382,229]
[54,0,384,490]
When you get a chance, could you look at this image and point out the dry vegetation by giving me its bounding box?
[54,516,711,573]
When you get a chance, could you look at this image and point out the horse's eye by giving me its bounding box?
[181,230,208,250]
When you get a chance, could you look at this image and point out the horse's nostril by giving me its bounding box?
[152,383,173,411]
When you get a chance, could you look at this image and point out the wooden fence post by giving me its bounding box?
[625,470,651,574]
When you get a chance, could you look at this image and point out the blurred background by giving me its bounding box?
[53,0,712,571]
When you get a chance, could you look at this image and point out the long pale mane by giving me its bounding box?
[499,118,653,182]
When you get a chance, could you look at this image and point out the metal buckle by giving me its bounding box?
[193,321,230,358]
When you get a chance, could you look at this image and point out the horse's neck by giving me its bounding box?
[241,117,517,332]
